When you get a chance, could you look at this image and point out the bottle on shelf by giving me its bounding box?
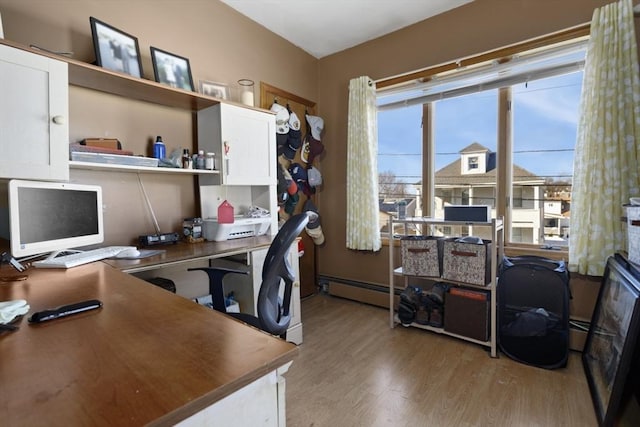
[153,136,166,160]
[205,152,216,170]
[196,150,205,169]
[182,148,192,169]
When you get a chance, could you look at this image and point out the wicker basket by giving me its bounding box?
[400,236,443,277]
[442,238,492,286]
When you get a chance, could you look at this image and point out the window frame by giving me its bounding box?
[377,26,589,255]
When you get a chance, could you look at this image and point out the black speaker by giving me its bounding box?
[444,205,491,222]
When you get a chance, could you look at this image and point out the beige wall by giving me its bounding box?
[314,0,620,287]
[0,0,632,285]
[0,0,317,244]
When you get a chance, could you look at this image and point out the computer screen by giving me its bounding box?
[9,180,104,258]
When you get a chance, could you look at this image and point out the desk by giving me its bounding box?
[103,237,304,344]
[0,256,297,425]
[102,236,274,273]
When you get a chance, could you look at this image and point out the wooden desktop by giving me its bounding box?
[0,239,298,426]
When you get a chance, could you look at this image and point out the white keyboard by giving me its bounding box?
[33,246,137,269]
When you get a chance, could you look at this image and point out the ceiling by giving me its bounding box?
[219,0,474,59]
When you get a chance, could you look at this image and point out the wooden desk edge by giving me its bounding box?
[150,348,299,426]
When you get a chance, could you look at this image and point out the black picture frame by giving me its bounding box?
[150,47,194,91]
[89,17,143,78]
[583,254,640,427]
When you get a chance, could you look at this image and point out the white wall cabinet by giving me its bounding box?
[197,103,276,186]
[0,43,69,181]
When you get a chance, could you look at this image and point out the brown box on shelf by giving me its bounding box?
[444,287,489,341]
[81,138,121,149]
[400,236,443,277]
[442,238,491,285]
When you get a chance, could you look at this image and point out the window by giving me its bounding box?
[468,157,479,170]
[377,35,586,248]
[512,72,581,247]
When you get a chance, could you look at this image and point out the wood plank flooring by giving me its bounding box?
[286,293,597,427]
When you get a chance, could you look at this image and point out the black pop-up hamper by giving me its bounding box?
[498,255,570,369]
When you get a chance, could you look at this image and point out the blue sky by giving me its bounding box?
[377,71,583,184]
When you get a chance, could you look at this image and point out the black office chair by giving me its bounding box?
[189,213,309,337]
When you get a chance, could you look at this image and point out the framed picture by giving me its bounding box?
[89,17,143,78]
[199,80,230,100]
[150,46,194,91]
[583,254,640,427]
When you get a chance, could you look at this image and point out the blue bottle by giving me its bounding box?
[153,136,166,159]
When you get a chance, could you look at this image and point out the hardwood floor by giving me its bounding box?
[286,293,597,427]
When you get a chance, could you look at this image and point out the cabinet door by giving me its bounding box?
[0,44,69,181]
[221,104,275,185]
[198,103,275,186]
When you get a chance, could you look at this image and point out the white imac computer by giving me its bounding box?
[8,179,104,259]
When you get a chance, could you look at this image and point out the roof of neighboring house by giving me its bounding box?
[433,143,544,186]
[379,198,413,214]
[460,142,490,153]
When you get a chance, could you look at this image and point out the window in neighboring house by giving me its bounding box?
[512,227,524,243]
[468,156,479,170]
[513,186,523,208]
[377,34,585,248]
[461,188,470,206]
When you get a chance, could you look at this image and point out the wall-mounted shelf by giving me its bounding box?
[0,39,271,114]
[70,161,221,175]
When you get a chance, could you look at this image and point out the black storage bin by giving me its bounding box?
[498,255,570,369]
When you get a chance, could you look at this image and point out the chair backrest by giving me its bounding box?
[257,213,309,335]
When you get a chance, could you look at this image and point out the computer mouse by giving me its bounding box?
[115,248,141,258]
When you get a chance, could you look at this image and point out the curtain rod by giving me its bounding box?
[375,24,590,90]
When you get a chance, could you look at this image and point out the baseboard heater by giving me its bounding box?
[317,275,401,309]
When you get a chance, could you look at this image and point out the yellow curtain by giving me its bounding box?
[346,76,381,251]
[569,0,640,276]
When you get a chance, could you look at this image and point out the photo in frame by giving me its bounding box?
[150,47,194,91]
[582,254,640,427]
[89,17,142,78]
[199,80,230,100]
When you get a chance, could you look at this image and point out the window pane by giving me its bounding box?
[434,90,498,239]
[378,104,422,234]
[512,72,581,246]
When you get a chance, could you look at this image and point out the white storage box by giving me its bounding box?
[71,151,159,167]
